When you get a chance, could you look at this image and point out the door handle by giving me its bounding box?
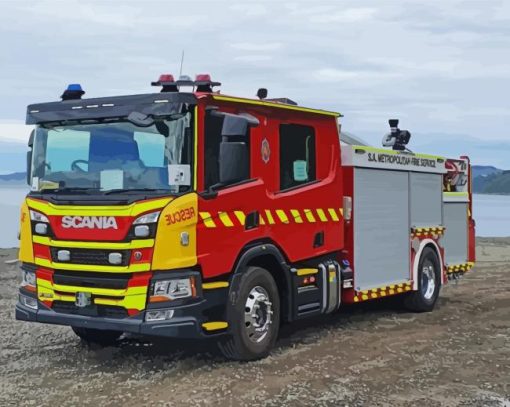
[245,211,260,230]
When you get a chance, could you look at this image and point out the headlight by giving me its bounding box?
[21,269,36,289]
[149,277,196,303]
[133,211,160,225]
[29,210,49,223]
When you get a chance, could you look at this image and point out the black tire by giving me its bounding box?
[218,266,280,361]
[71,327,122,346]
[405,247,441,312]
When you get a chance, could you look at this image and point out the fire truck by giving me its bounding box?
[15,75,476,360]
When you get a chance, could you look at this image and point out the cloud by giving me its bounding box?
[309,7,377,23]
[230,42,283,52]
[229,4,268,17]
[0,0,508,171]
[234,55,273,63]
[0,122,32,144]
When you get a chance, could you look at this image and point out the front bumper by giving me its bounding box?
[16,285,228,339]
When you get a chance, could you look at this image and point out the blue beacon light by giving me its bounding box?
[61,83,85,100]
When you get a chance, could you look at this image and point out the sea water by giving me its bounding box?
[0,188,508,248]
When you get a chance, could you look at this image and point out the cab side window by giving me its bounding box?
[279,124,316,190]
[204,112,251,190]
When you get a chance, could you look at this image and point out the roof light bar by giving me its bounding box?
[195,74,221,92]
[151,74,178,93]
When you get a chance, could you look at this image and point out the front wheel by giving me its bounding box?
[218,266,280,361]
[71,327,123,346]
[405,247,441,312]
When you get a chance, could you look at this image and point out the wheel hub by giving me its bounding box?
[244,286,273,343]
[421,260,436,300]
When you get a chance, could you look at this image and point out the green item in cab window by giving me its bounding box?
[293,160,308,181]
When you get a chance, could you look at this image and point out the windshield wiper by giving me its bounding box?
[40,187,96,194]
[104,188,172,195]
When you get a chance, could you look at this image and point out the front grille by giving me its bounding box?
[52,301,128,319]
[53,270,131,289]
[50,247,130,266]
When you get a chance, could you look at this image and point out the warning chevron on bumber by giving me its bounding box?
[198,208,344,228]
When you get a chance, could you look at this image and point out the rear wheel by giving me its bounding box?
[71,327,122,346]
[405,247,441,312]
[218,266,280,361]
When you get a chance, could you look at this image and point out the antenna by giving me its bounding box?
[179,50,185,77]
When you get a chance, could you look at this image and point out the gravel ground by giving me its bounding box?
[0,238,509,406]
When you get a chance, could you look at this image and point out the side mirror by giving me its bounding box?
[127,111,154,127]
[219,142,249,185]
[26,151,32,185]
[221,114,249,137]
[26,130,34,185]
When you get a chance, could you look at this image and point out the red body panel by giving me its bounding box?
[195,101,344,279]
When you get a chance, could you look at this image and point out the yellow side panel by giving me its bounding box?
[152,193,198,270]
[18,200,33,263]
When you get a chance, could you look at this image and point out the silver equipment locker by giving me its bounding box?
[343,146,447,291]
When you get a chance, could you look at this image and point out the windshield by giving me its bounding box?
[31,113,193,194]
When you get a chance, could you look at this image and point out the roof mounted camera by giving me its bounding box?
[382,119,412,151]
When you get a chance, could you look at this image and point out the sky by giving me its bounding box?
[0,0,509,173]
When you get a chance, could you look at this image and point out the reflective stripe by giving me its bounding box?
[328,208,339,222]
[203,281,229,289]
[32,235,154,249]
[316,209,328,222]
[296,268,318,276]
[202,321,228,331]
[275,210,289,224]
[304,209,316,223]
[211,95,341,117]
[234,211,246,225]
[27,197,171,217]
[199,212,216,228]
[198,208,346,227]
[265,210,276,224]
[34,257,150,273]
[353,282,413,302]
[218,212,234,227]
[290,209,303,223]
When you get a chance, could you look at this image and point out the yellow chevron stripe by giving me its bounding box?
[276,209,289,224]
[265,210,276,225]
[354,281,413,302]
[218,212,234,227]
[234,211,246,225]
[316,209,328,222]
[304,209,316,223]
[199,212,216,228]
[328,208,339,222]
[290,209,303,223]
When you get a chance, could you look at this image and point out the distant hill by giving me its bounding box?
[477,171,510,194]
[0,172,26,185]
[472,165,503,178]
[472,166,510,194]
